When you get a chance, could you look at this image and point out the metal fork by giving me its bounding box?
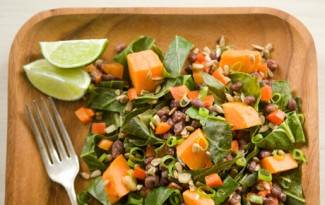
[26,97,79,205]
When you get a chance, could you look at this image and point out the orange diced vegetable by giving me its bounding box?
[187,91,214,107]
[85,64,102,84]
[102,155,131,204]
[260,154,298,174]
[183,190,214,205]
[128,88,138,101]
[102,62,124,79]
[258,62,268,78]
[205,173,223,187]
[133,166,146,180]
[219,50,262,74]
[74,107,94,123]
[261,84,273,101]
[98,138,113,151]
[222,102,262,130]
[91,122,106,134]
[155,122,172,135]
[266,109,286,125]
[145,146,156,158]
[257,190,268,197]
[127,50,164,95]
[192,70,204,84]
[176,128,212,170]
[195,53,206,64]
[231,140,239,152]
[169,85,190,100]
[212,69,231,85]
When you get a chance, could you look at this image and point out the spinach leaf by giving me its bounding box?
[229,72,261,110]
[272,80,292,110]
[163,35,193,78]
[213,176,239,205]
[175,74,198,90]
[97,80,125,89]
[201,72,226,104]
[286,112,306,143]
[144,187,183,205]
[279,166,305,204]
[77,191,91,205]
[203,118,232,164]
[87,87,127,112]
[234,145,259,181]
[87,177,110,205]
[252,128,294,151]
[185,106,208,125]
[239,172,258,191]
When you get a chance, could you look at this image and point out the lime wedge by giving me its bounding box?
[24,59,91,101]
[40,39,108,69]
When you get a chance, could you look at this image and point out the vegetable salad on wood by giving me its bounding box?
[69,36,306,205]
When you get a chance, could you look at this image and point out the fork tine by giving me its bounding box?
[48,97,77,158]
[41,97,68,160]
[33,100,60,164]
[26,105,51,166]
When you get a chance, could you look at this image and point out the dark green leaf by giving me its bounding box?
[175,74,198,90]
[213,176,239,205]
[286,112,306,143]
[272,80,292,110]
[77,191,92,205]
[234,145,259,181]
[185,106,208,125]
[144,187,182,205]
[203,118,232,164]
[239,172,258,191]
[201,72,226,104]
[97,80,125,89]
[87,177,111,205]
[252,128,294,151]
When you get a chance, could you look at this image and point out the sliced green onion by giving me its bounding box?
[199,107,209,117]
[155,143,165,155]
[271,93,282,104]
[98,153,107,162]
[167,161,176,177]
[180,94,191,107]
[297,113,305,125]
[272,149,286,160]
[195,136,209,151]
[258,168,272,182]
[129,147,145,162]
[160,155,176,168]
[127,159,136,168]
[278,176,292,189]
[229,62,243,71]
[249,194,263,204]
[236,157,247,167]
[198,86,209,100]
[252,134,263,143]
[127,193,143,204]
[197,186,216,198]
[166,136,184,147]
[292,149,307,163]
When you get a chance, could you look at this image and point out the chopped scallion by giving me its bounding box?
[198,86,208,100]
[197,186,216,198]
[292,149,307,163]
[258,168,272,182]
[272,149,285,160]
[249,194,263,204]
[199,107,209,117]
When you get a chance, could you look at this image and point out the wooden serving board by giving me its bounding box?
[6,8,319,204]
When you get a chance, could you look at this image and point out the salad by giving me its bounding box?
[29,35,307,205]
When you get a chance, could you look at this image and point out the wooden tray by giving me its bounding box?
[6,8,319,204]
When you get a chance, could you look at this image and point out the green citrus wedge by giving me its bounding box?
[40,39,108,69]
[24,59,91,101]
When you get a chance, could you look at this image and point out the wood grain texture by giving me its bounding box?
[6,7,319,204]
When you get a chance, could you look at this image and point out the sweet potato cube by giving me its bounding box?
[183,190,214,205]
[176,128,212,170]
[127,50,164,94]
[260,154,298,174]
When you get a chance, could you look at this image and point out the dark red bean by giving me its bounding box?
[287,98,297,111]
[101,74,115,81]
[191,120,201,129]
[259,150,271,159]
[174,121,184,135]
[145,163,153,171]
[210,51,217,60]
[160,115,167,122]
[144,176,159,189]
[251,72,260,77]
[157,109,170,117]
[238,139,248,148]
[279,193,287,202]
[94,59,107,70]
[111,141,124,159]
[208,68,215,75]
[144,156,155,164]
[170,100,181,109]
[265,103,277,113]
[244,96,256,105]
[191,98,205,108]
[271,184,282,197]
[162,132,172,140]
[266,59,278,71]
[247,161,257,173]
[172,111,186,123]
[263,197,275,205]
[166,147,175,156]
[167,118,174,129]
[229,193,241,205]
[115,44,126,53]
[230,82,243,91]
[207,106,217,113]
[188,52,197,62]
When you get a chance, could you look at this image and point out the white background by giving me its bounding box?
[0,0,324,204]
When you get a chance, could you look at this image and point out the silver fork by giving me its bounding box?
[26,97,79,205]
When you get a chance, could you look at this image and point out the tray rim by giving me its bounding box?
[6,7,319,204]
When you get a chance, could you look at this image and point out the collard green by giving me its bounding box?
[271,80,292,110]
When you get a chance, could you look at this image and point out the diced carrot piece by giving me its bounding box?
[133,166,146,180]
[219,50,262,74]
[261,84,273,101]
[260,154,298,174]
[187,90,199,100]
[155,122,172,135]
[84,64,96,72]
[258,190,268,197]
[187,91,214,107]
[183,190,214,205]
[176,128,212,170]
[169,85,190,100]
[102,155,130,203]
[192,70,204,84]
[128,88,138,101]
[145,146,156,158]
[222,102,262,130]
[74,107,93,123]
[127,50,164,95]
[266,109,286,125]
[212,69,230,85]
[195,53,206,64]
[258,62,268,78]
[84,108,95,117]
[102,62,124,79]
[231,140,239,152]
[205,173,223,187]
[98,138,113,151]
[92,122,106,134]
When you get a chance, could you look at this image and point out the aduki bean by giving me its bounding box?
[144,176,159,189]
[102,74,115,81]
[207,105,217,113]
[263,197,275,205]
[236,186,243,194]
[279,193,287,202]
[210,51,217,60]
[259,150,271,159]
[94,59,107,70]
[170,100,181,109]
[230,82,243,91]
[111,141,124,159]
[174,121,184,136]
[160,115,167,122]
[115,44,126,53]
[166,147,175,156]
[167,118,174,129]
[191,98,205,108]
[157,109,170,117]
[244,96,256,105]
[267,59,278,71]
[265,104,277,113]
[145,156,155,165]
[145,163,153,171]
[172,111,186,123]
[287,98,297,111]
[191,120,201,129]
[229,193,241,205]
[188,52,197,62]
[159,177,170,186]
[247,161,257,173]
[271,184,282,197]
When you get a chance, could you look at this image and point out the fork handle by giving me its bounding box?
[64,183,78,205]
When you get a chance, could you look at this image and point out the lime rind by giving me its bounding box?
[40,39,108,69]
[24,59,91,101]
